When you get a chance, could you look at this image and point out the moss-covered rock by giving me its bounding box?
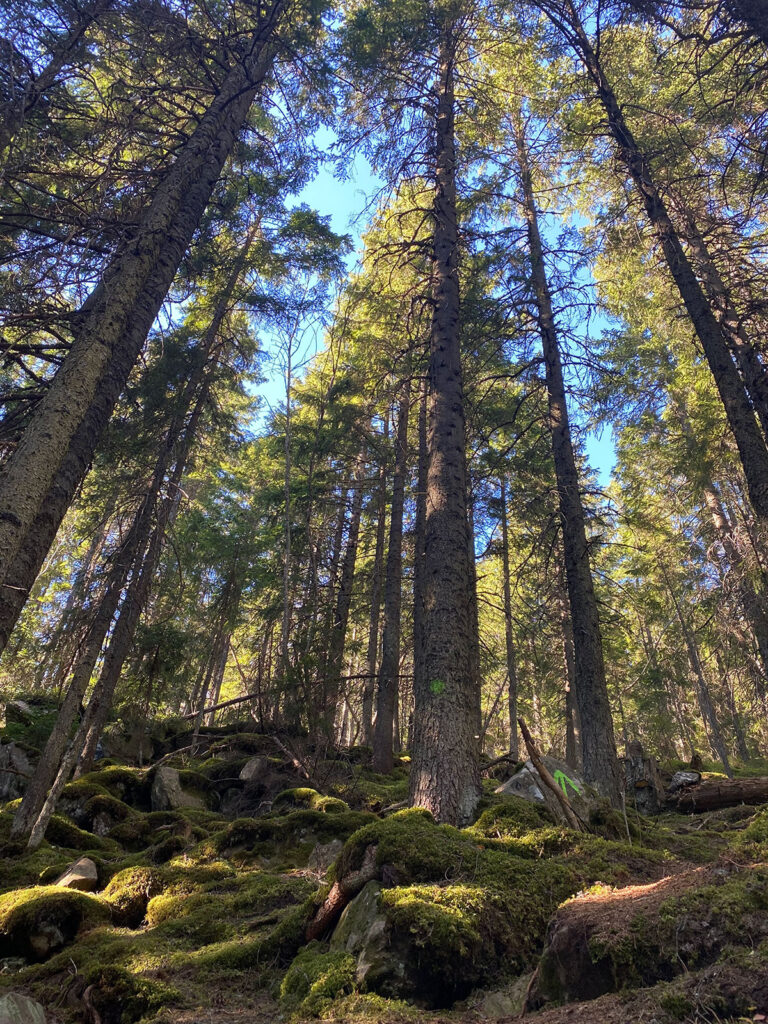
[102,867,163,927]
[76,964,179,1024]
[527,862,768,1008]
[280,941,357,1017]
[0,886,111,960]
[274,788,350,814]
[44,815,119,853]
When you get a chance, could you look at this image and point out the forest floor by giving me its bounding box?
[1,716,767,1024]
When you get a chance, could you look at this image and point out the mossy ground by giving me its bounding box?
[1,740,767,1023]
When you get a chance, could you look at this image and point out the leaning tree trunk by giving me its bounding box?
[547,0,768,522]
[373,385,410,774]
[515,121,621,805]
[409,23,481,826]
[0,0,287,651]
[499,476,519,760]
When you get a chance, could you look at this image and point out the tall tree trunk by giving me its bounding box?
[0,0,287,651]
[558,582,582,769]
[373,385,410,774]
[499,476,519,760]
[665,574,733,776]
[515,120,621,804]
[361,427,388,747]
[409,24,481,826]
[412,377,428,717]
[324,452,366,735]
[547,0,768,521]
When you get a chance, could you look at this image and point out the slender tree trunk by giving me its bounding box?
[499,477,519,760]
[412,377,428,714]
[515,121,621,805]
[324,452,366,735]
[409,24,481,826]
[362,431,388,746]
[550,0,768,521]
[0,1,287,651]
[665,574,733,776]
[374,385,410,774]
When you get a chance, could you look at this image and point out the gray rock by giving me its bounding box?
[0,743,31,801]
[476,974,531,1019]
[0,993,46,1024]
[331,881,409,995]
[239,756,269,782]
[668,770,701,792]
[307,839,343,876]
[53,857,98,892]
[150,766,204,812]
[495,757,594,826]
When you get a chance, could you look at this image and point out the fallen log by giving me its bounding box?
[674,776,768,814]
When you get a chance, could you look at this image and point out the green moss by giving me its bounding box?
[102,866,163,926]
[328,767,409,812]
[469,797,554,839]
[280,942,356,1017]
[273,788,349,814]
[88,765,150,807]
[80,964,179,1023]
[0,886,111,959]
[44,815,119,852]
[337,807,482,883]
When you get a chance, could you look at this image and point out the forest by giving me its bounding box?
[1,0,768,1020]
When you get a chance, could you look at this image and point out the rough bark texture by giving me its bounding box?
[516,122,621,805]
[0,1,286,648]
[409,24,481,826]
[373,387,409,773]
[674,776,768,812]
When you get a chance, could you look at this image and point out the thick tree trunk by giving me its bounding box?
[373,386,410,774]
[499,476,519,760]
[409,24,481,826]
[551,0,768,521]
[0,2,286,650]
[361,438,388,746]
[559,585,582,769]
[515,122,621,805]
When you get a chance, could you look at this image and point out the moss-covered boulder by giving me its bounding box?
[526,862,768,1008]
[102,866,163,927]
[274,788,350,814]
[0,887,110,960]
[150,766,206,812]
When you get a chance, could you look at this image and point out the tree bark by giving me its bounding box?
[409,23,481,826]
[361,433,388,747]
[499,476,519,760]
[324,452,366,735]
[0,0,287,650]
[515,120,621,805]
[374,385,409,773]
